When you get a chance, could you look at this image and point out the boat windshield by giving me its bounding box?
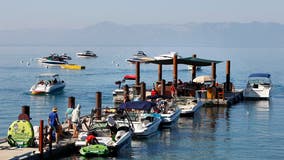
[248,78,271,85]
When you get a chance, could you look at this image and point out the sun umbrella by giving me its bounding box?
[193,75,214,84]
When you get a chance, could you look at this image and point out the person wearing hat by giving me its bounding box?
[48,106,60,144]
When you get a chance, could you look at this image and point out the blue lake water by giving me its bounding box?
[0,46,284,159]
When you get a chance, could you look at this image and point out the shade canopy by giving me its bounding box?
[119,101,156,111]
[146,56,222,66]
[248,73,271,78]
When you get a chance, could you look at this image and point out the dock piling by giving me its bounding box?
[39,120,44,159]
[95,92,102,120]
[173,54,178,87]
[135,62,140,85]
[141,82,146,101]
[68,96,75,108]
[192,54,197,81]
[225,60,231,92]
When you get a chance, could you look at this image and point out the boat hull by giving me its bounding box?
[30,82,65,95]
[160,109,181,128]
[243,87,271,100]
[179,101,203,116]
[243,73,272,100]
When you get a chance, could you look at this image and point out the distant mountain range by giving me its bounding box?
[1,21,284,47]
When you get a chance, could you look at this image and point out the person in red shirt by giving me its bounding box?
[151,88,158,97]
[86,131,99,145]
[170,84,176,99]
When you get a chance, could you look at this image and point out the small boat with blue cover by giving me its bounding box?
[116,101,162,137]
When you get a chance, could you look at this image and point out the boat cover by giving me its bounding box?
[147,56,222,66]
[249,73,271,78]
[119,101,156,111]
[123,74,136,80]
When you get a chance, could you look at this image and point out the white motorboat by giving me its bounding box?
[154,51,200,70]
[37,53,68,66]
[126,51,154,63]
[154,51,181,60]
[29,73,65,95]
[75,114,133,156]
[116,101,162,137]
[60,53,72,60]
[112,74,136,104]
[157,100,181,128]
[243,73,272,99]
[176,97,203,116]
[76,50,97,58]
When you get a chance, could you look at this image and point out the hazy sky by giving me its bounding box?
[1,0,283,29]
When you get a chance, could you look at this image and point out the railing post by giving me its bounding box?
[49,128,53,153]
[39,120,44,159]
[96,92,102,120]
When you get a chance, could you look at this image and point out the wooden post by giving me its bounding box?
[48,128,52,153]
[68,96,75,108]
[136,62,140,85]
[39,120,44,159]
[158,64,162,82]
[140,82,146,101]
[211,62,216,86]
[161,79,166,96]
[226,60,231,91]
[192,54,197,81]
[22,105,30,117]
[173,54,178,87]
[96,92,102,120]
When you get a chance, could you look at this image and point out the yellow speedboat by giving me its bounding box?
[60,64,85,70]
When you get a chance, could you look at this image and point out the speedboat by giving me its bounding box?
[153,51,182,60]
[60,53,72,60]
[243,73,272,100]
[116,101,162,137]
[154,51,201,70]
[157,99,181,128]
[126,51,154,63]
[76,50,97,58]
[75,114,133,156]
[112,74,136,104]
[29,73,65,95]
[37,53,68,66]
[176,97,203,116]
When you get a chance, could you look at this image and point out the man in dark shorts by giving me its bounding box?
[48,106,60,144]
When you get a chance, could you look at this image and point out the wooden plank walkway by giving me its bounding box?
[0,126,77,160]
[200,89,244,106]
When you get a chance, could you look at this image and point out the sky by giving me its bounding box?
[0,0,284,30]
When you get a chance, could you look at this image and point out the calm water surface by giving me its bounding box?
[0,46,284,160]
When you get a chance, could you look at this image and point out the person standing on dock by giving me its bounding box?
[48,106,60,144]
[72,104,81,138]
[65,105,74,131]
[170,83,177,99]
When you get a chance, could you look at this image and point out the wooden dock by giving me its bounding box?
[0,124,77,160]
[200,89,244,106]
